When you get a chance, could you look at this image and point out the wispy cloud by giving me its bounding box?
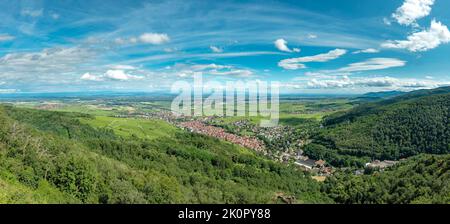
[123,51,284,65]
[337,58,406,72]
[90,0,382,51]
[0,34,15,42]
[21,8,43,18]
[305,75,447,90]
[114,33,170,45]
[109,65,137,70]
[352,48,380,54]
[0,89,19,93]
[2,0,449,93]
[307,34,317,39]
[209,45,223,53]
[278,49,347,70]
[302,58,407,77]
[166,63,254,78]
[0,47,95,73]
[50,13,60,20]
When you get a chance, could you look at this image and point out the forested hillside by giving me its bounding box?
[0,105,330,203]
[304,87,450,167]
[323,154,450,204]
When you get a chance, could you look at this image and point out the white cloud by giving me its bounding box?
[296,58,406,79]
[168,63,253,78]
[353,48,380,54]
[274,39,290,52]
[177,73,187,78]
[0,34,15,42]
[139,33,170,45]
[110,65,136,70]
[209,69,253,77]
[21,9,43,17]
[81,73,103,81]
[114,33,170,45]
[163,47,178,53]
[51,13,60,20]
[306,76,446,89]
[307,76,353,88]
[307,34,318,39]
[338,58,406,72]
[190,64,232,71]
[356,77,403,87]
[123,51,283,65]
[81,69,144,82]
[382,20,450,52]
[392,0,434,26]
[0,89,18,93]
[274,38,300,53]
[104,70,143,81]
[129,37,138,44]
[0,46,101,88]
[210,46,223,53]
[278,49,347,70]
[0,47,94,73]
[114,38,126,45]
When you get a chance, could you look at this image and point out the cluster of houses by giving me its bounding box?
[295,157,333,176]
[352,160,400,175]
[277,151,332,176]
[217,119,305,152]
[117,112,334,176]
[365,160,398,170]
[179,121,266,152]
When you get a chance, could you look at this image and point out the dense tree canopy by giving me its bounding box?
[0,105,329,204]
[322,154,450,204]
[304,88,449,167]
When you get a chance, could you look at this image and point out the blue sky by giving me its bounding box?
[0,0,449,94]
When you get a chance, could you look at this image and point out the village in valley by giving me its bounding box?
[117,108,337,178]
[6,97,400,181]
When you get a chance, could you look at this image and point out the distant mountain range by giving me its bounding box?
[360,90,405,99]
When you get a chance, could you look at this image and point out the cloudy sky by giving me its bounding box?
[0,0,449,94]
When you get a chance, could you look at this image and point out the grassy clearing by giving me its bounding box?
[80,116,179,140]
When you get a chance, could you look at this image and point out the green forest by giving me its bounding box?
[323,154,449,204]
[0,87,449,204]
[0,105,330,203]
[304,87,449,167]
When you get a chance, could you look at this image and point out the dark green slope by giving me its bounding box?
[0,105,330,204]
[322,154,450,204]
[305,87,450,167]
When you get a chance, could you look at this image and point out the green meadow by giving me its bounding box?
[80,116,179,140]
